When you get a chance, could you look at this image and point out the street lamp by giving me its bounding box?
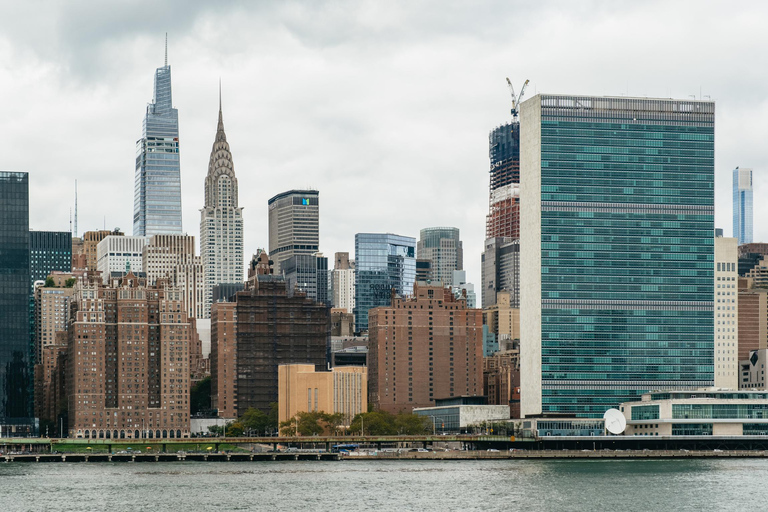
[429,416,446,435]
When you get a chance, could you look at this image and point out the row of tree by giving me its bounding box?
[278,410,432,436]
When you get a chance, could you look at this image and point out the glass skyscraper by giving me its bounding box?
[520,95,715,418]
[29,231,72,286]
[0,172,32,432]
[133,50,182,236]
[354,233,416,332]
[733,167,753,245]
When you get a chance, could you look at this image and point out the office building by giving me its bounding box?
[738,277,767,362]
[200,99,244,317]
[483,290,520,356]
[481,237,519,308]
[268,190,319,275]
[212,275,330,415]
[715,235,739,389]
[330,252,355,313]
[82,230,122,271]
[415,259,431,282]
[67,273,191,439]
[620,390,768,436]
[414,397,510,433]
[416,227,463,286]
[733,167,753,245]
[452,270,476,309]
[483,350,520,417]
[283,253,329,305]
[96,235,148,277]
[486,123,521,239]
[520,95,715,417]
[354,233,416,333]
[278,364,367,426]
[133,44,183,236]
[0,172,32,434]
[29,231,72,287]
[33,273,76,364]
[367,283,482,413]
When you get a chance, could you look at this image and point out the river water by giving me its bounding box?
[0,459,763,511]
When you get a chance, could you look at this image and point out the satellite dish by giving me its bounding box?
[603,409,627,435]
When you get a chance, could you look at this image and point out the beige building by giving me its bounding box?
[483,290,520,345]
[715,236,739,389]
[67,272,191,439]
[82,229,122,271]
[211,301,237,418]
[34,273,76,363]
[278,364,367,425]
[143,234,205,320]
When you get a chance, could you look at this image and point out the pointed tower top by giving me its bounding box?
[219,78,222,111]
[164,33,168,67]
[217,80,225,136]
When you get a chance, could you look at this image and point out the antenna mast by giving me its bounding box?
[165,33,168,67]
[74,179,78,238]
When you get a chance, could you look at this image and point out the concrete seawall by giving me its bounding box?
[4,450,768,462]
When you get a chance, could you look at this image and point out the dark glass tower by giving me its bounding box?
[133,44,182,236]
[29,231,72,286]
[354,233,416,332]
[521,96,715,418]
[0,172,32,433]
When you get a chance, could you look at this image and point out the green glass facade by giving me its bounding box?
[535,96,715,417]
[672,403,768,420]
[631,404,660,421]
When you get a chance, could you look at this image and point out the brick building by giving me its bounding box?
[211,301,237,418]
[67,272,191,439]
[368,283,483,413]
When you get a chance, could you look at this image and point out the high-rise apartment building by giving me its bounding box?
[416,227,463,286]
[67,273,191,439]
[481,237,519,308]
[133,45,182,236]
[212,276,329,415]
[354,233,416,333]
[268,190,319,275]
[520,95,715,417]
[715,235,739,389]
[331,252,355,313]
[33,274,76,364]
[211,301,237,418]
[200,100,244,318]
[29,231,72,287]
[144,234,205,320]
[96,236,148,277]
[486,123,520,239]
[367,284,482,413]
[0,172,32,433]
[733,167,753,245]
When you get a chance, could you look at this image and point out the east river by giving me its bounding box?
[0,459,764,511]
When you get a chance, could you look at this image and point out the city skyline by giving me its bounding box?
[3,2,767,287]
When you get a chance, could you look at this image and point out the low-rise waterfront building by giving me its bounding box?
[620,390,768,436]
[413,396,509,433]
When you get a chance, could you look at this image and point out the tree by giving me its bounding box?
[394,412,431,435]
[279,411,333,436]
[226,421,244,437]
[65,278,76,288]
[240,408,272,435]
[349,411,396,435]
[44,277,55,288]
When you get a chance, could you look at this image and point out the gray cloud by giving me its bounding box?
[1,0,767,286]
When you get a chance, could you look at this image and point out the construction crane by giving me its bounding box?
[506,78,529,119]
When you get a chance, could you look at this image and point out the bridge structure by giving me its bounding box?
[0,435,521,454]
[5,435,768,454]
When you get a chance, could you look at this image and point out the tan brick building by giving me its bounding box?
[82,229,123,271]
[368,283,483,413]
[483,349,519,418]
[211,301,237,418]
[278,364,367,426]
[67,272,191,439]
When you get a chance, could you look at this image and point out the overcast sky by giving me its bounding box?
[1,0,766,285]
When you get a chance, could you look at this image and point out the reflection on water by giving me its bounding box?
[0,459,764,511]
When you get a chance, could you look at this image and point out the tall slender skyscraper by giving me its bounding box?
[134,39,183,236]
[0,172,31,433]
[733,167,753,244]
[521,95,715,417]
[200,94,244,318]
